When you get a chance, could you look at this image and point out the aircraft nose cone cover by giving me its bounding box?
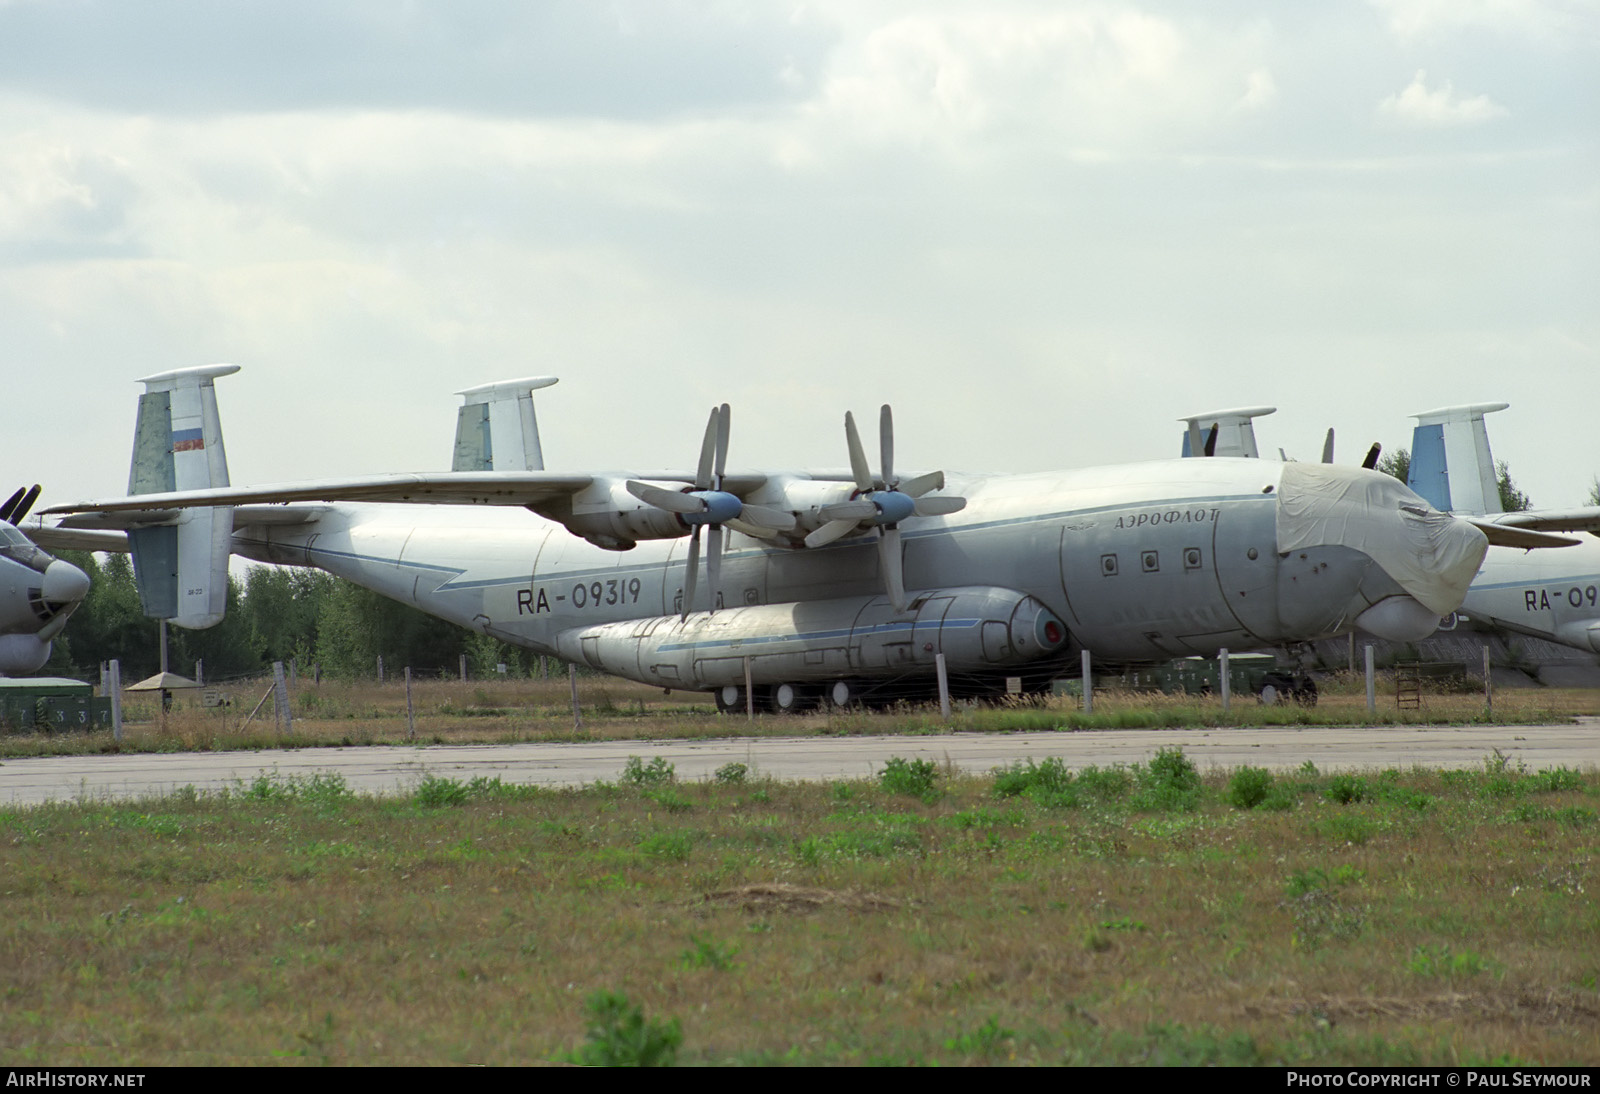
[41,559,91,606]
[1275,462,1487,616]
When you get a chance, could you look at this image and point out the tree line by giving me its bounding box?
[41,554,544,684]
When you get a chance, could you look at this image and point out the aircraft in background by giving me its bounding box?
[41,366,1494,710]
[0,485,91,675]
[1406,403,1600,654]
[1178,402,1600,655]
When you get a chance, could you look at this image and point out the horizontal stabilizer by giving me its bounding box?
[1177,406,1275,459]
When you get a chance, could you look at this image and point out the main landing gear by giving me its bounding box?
[1257,671,1318,706]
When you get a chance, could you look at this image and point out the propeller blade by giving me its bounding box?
[724,517,781,540]
[680,528,702,620]
[1204,424,1219,458]
[695,407,719,491]
[1321,428,1335,465]
[736,503,796,531]
[844,412,875,492]
[804,519,859,549]
[913,495,966,517]
[706,523,723,614]
[1362,443,1382,470]
[626,480,704,516]
[712,403,730,488]
[879,525,906,612]
[897,470,944,498]
[0,487,24,524]
[819,499,879,522]
[879,404,895,487]
[11,485,41,524]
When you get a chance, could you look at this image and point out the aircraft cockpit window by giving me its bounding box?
[0,525,53,572]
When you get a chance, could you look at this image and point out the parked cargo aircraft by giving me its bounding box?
[43,366,1497,709]
[1177,402,1600,655]
[1405,404,1600,654]
[0,485,91,675]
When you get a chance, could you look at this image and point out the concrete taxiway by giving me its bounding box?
[1,722,1595,807]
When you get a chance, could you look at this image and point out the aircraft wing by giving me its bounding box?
[1478,508,1600,537]
[1464,518,1582,550]
[18,519,130,553]
[41,472,610,514]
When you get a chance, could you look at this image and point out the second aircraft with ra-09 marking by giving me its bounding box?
[44,367,1502,710]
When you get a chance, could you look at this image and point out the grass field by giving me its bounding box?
[1,750,1595,1065]
[3,672,1597,758]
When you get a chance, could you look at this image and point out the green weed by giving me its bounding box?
[622,756,676,789]
[1131,747,1200,812]
[680,934,741,972]
[1227,766,1275,809]
[879,756,940,801]
[944,1016,1016,1058]
[1407,945,1501,979]
[561,990,682,1067]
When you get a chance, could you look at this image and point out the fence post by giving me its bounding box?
[1483,644,1493,718]
[109,659,122,742]
[405,667,415,740]
[273,661,292,735]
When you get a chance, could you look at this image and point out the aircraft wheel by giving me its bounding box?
[1293,676,1319,706]
[769,683,811,715]
[827,679,861,709]
[714,684,746,715]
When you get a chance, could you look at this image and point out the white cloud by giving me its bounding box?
[1377,69,1508,126]
[1368,0,1594,42]
[1236,68,1278,111]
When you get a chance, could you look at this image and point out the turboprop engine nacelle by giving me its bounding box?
[530,479,689,550]
[555,585,1069,690]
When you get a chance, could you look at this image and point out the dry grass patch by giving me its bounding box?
[700,883,900,915]
[4,674,1596,759]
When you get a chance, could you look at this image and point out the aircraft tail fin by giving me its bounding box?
[126,364,240,629]
[452,377,559,471]
[1407,402,1508,516]
[1177,406,1276,459]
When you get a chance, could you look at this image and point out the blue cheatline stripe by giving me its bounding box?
[655,617,984,654]
[1470,574,1600,592]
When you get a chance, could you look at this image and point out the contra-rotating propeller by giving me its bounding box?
[626,405,794,620]
[803,405,966,612]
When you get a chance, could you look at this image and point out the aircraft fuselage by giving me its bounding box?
[1455,540,1600,653]
[234,457,1449,694]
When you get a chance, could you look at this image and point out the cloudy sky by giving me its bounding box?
[4,0,1596,512]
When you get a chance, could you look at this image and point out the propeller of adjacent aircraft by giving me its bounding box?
[0,485,41,525]
[626,405,794,620]
[804,405,967,612]
[1316,429,1383,470]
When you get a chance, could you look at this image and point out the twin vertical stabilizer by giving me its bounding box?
[452,377,558,471]
[1407,403,1509,516]
[127,364,238,629]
